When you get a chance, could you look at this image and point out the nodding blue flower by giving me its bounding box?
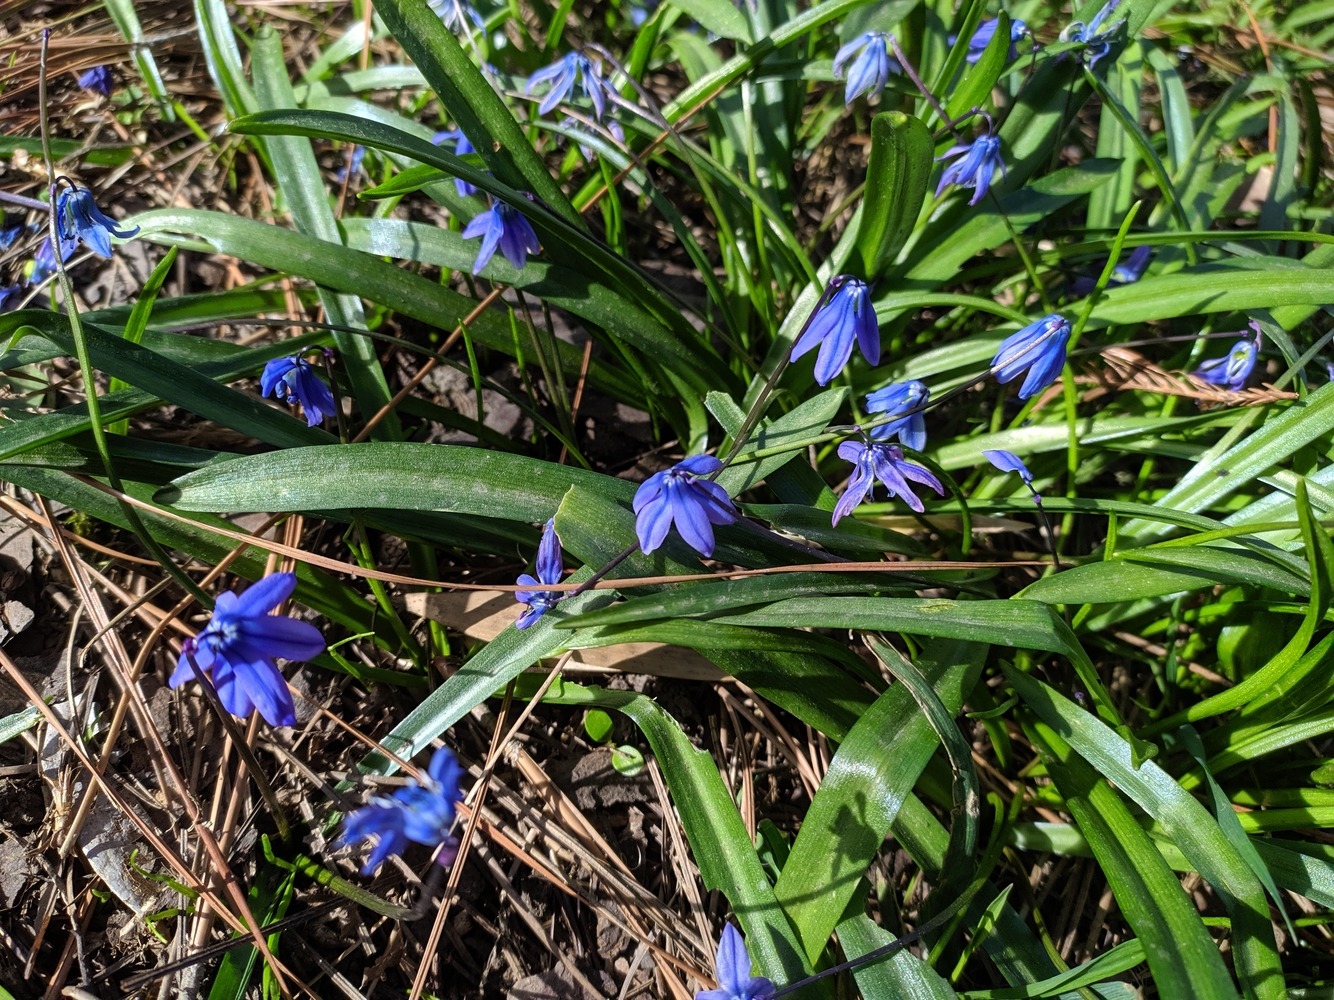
[634,455,738,557]
[936,129,1005,205]
[983,449,1041,503]
[168,573,326,728]
[0,219,25,252]
[78,65,111,97]
[515,518,563,629]
[57,184,139,259]
[696,922,776,1000]
[832,32,900,104]
[526,52,614,121]
[428,0,484,32]
[1068,244,1152,298]
[964,17,1028,62]
[1195,337,1257,392]
[340,746,465,875]
[991,314,1072,399]
[462,199,541,274]
[1060,0,1125,67]
[789,275,880,386]
[261,354,338,426]
[833,440,945,524]
[866,380,930,450]
[431,128,478,197]
[335,145,366,184]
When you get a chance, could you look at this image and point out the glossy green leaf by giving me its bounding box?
[854,112,933,280]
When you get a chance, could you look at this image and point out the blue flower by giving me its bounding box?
[936,130,1004,205]
[1060,0,1125,67]
[0,219,25,251]
[1068,244,1152,298]
[789,275,880,386]
[1195,337,1257,392]
[634,455,738,557]
[431,128,478,197]
[28,238,65,286]
[78,65,111,97]
[428,0,484,32]
[340,746,465,875]
[964,17,1028,62]
[261,354,338,426]
[526,52,614,121]
[865,380,929,450]
[984,448,1041,502]
[991,314,1072,399]
[168,573,326,728]
[515,518,563,629]
[462,200,541,274]
[832,32,899,104]
[0,285,20,312]
[335,144,366,184]
[833,440,945,524]
[57,184,139,259]
[696,922,775,1000]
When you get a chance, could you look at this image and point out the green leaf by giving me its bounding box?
[854,112,933,280]
[837,914,958,1000]
[666,0,752,41]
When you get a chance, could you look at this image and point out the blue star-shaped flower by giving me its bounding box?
[696,922,775,1000]
[526,52,614,121]
[789,275,880,386]
[1195,337,1257,392]
[340,746,465,874]
[168,573,326,728]
[865,380,930,450]
[261,354,338,426]
[462,200,541,275]
[1060,0,1125,67]
[936,130,1005,205]
[832,32,899,104]
[633,455,738,557]
[515,518,563,629]
[833,440,945,525]
[78,65,111,97]
[57,185,140,259]
[990,314,1072,399]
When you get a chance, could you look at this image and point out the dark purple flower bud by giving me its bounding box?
[633,455,738,557]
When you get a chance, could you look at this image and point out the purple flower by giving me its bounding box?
[833,440,945,524]
[936,129,1004,205]
[696,922,775,1000]
[633,455,738,557]
[168,573,326,728]
[964,17,1028,62]
[78,65,111,97]
[340,746,465,874]
[431,128,477,197]
[789,275,880,386]
[515,518,563,629]
[832,32,899,104]
[1060,0,1125,67]
[462,200,541,274]
[428,0,484,32]
[984,448,1041,503]
[57,184,139,259]
[526,52,614,121]
[866,380,929,450]
[1195,338,1257,392]
[991,314,1072,399]
[261,354,338,426]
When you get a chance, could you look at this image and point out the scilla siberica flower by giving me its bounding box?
[340,746,465,874]
[261,354,337,426]
[429,0,484,32]
[1060,0,1125,67]
[991,314,1072,399]
[984,449,1041,503]
[1068,244,1152,298]
[169,573,326,728]
[515,519,563,629]
[832,32,899,104]
[431,129,477,197]
[696,922,775,1000]
[526,52,614,121]
[1195,336,1258,393]
[964,17,1028,63]
[833,441,944,525]
[789,275,880,386]
[936,129,1004,205]
[78,65,111,97]
[57,184,140,259]
[865,380,929,450]
[634,455,738,557]
[463,199,541,274]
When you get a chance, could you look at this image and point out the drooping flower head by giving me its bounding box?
[526,52,615,121]
[1068,244,1152,298]
[168,573,326,728]
[832,32,900,104]
[634,455,738,557]
[1195,334,1258,393]
[833,440,945,525]
[56,184,140,259]
[984,448,1041,503]
[428,0,484,32]
[340,746,465,875]
[789,275,880,386]
[462,199,541,274]
[78,65,111,97]
[1060,0,1125,67]
[936,128,1005,205]
[990,314,1072,399]
[865,380,930,450]
[431,128,478,197]
[515,518,563,629]
[696,922,776,1000]
[334,144,367,184]
[261,354,338,426]
[964,17,1028,63]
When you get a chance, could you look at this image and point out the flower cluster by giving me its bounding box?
[340,746,465,874]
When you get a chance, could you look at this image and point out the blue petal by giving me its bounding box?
[233,572,298,618]
[261,357,297,397]
[234,615,326,662]
[635,496,675,553]
[228,655,296,727]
